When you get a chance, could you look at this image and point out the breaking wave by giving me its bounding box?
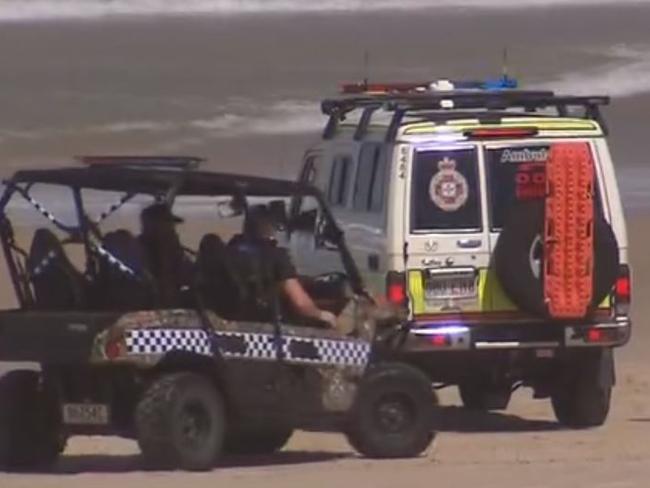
[189,100,322,136]
[1,0,649,22]
[87,100,323,137]
[535,45,650,98]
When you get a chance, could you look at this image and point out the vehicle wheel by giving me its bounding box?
[458,382,512,411]
[0,370,64,471]
[224,424,294,455]
[135,372,226,471]
[345,362,436,459]
[551,351,613,428]
[494,200,619,318]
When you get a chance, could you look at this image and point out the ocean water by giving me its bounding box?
[1,0,650,21]
[0,1,648,211]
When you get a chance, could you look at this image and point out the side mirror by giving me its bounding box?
[290,209,317,233]
[315,218,341,251]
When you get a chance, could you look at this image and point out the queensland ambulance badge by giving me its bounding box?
[429,157,469,212]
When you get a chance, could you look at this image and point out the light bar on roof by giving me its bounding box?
[340,76,519,96]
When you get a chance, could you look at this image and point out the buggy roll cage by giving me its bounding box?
[0,157,366,308]
[320,90,611,141]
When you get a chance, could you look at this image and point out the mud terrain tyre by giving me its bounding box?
[494,200,619,318]
[224,424,294,455]
[551,350,613,428]
[458,382,512,411]
[0,370,64,471]
[345,362,435,459]
[135,373,226,471]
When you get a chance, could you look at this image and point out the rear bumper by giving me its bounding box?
[404,316,631,352]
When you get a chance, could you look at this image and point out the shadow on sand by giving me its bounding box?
[43,450,352,475]
[435,406,561,433]
[12,407,563,475]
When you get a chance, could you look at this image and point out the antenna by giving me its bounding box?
[363,50,370,90]
[502,47,509,79]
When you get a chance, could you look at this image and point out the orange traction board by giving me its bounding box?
[544,142,595,319]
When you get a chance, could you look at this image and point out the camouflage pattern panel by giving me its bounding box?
[91,309,209,366]
[91,308,373,379]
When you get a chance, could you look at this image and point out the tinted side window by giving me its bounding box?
[327,155,352,206]
[369,150,388,213]
[411,148,481,231]
[354,144,384,212]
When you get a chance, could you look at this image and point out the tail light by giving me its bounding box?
[104,335,126,360]
[614,264,631,316]
[429,334,451,347]
[584,327,620,344]
[386,271,408,308]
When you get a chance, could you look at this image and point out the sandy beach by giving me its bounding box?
[0,1,649,486]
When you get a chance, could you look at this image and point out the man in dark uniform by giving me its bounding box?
[229,205,337,328]
[138,203,193,307]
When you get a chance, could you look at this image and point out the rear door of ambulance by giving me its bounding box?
[404,143,492,320]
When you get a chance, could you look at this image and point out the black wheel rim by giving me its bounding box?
[179,400,212,450]
[372,393,416,435]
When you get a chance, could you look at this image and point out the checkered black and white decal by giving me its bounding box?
[124,328,371,368]
[125,329,212,356]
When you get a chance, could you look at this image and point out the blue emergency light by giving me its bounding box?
[451,75,519,91]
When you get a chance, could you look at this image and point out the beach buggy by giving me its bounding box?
[0,157,436,471]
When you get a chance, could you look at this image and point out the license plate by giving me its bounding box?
[425,271,477,300]
[63,403,110,425]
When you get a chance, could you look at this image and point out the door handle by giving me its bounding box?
[422,257,442,267]
[457,239,482,249]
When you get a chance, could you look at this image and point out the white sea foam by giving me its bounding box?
[535,45,650,98]
[91,120,175,133]
[64,100,323,138]
[190,100,322,136]
[1,0,649,22]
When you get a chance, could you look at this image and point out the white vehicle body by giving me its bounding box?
[290,86,631,425]
[291,90,630,352]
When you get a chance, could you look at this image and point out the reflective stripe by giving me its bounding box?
[403,118,601,137]
[408,270,425,315]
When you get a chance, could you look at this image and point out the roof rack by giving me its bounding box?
[320,91,611,141]
[77,155,204,170]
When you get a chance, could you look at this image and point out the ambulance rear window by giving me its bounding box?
[486,144,601,230]
[487,144,550,229]
[411,148,481,232]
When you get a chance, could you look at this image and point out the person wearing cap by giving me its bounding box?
[138,202,193,307]
[229,205,338,329]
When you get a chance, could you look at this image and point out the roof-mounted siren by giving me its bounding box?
[78,156,204,170]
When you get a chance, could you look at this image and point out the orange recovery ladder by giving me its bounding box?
[544,142,595,319]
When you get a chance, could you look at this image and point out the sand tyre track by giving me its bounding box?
[224,424,294,455]
[0,370,64,472]
[551,349,613,428]
[345,362,436,459]
[494,200,619,318]
[135,372,226,471]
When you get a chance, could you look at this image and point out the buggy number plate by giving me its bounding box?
[425,269,477,300]
[63,403,110,425]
